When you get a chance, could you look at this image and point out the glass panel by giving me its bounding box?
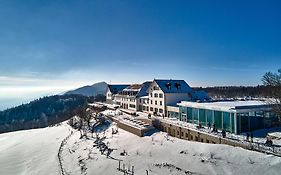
[199,109,206,125]
[179,106,187,121]
[249,116,264,131]
[214,111,222,129]
[223,112,231,132]
[187,107,192,122]
[192,108,199,124]
[181,114,187,121]
[206,110,213,125]
[231,113,235,133]
[239,113,249,132]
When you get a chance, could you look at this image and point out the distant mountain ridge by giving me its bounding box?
[64,81,108,97]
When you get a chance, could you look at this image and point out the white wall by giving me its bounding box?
[148,81,165,115]
[106,89,112,101]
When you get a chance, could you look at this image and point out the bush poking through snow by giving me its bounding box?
[153,163,197,175]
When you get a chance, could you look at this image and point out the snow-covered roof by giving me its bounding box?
[154,79,193,93]
[268,132,281,139]
[108,84,129,94]
[118,81,152,98]
[140,96,149,99]
[124,84,142,91]
[177,100,271,112]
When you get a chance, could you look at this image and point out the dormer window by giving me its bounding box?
[165,83,171,90]
[175,82,181,90]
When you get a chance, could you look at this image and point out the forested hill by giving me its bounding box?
[193,85,271,99]
[0,94,88,134]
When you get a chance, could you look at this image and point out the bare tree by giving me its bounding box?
[74,105,107,138]
[262,69,281,120]
[74,106,87,138]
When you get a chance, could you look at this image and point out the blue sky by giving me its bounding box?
[0,0,281,109]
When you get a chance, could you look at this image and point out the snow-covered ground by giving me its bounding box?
[0,123,72,175]
[1,120,281,175]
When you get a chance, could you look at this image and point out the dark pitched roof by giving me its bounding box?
[154,79,193,93]
[136,81,152,97]
[108,84,129,94]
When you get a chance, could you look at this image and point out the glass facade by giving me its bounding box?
[178,105,273,134]
[168,111,179,119]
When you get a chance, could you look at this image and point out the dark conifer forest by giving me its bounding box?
[0,94,105,133]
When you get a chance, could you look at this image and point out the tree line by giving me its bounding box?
[194,85,272,99]
[0,94,106,134]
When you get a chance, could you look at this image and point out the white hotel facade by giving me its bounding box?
[106,79,209,116]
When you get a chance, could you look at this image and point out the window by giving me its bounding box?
[153,86,159,90]
[151,100,153,104]
[154,93,158,98]
[155,108,158,113]
[160,101,163,106]
[150,107,153,111]
[150,93,152,97]
[129,104,135,108]
[155,101,157,105]
[159,93,163,98]
[159,109,163,113]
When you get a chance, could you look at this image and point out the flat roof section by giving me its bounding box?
[177,100,271,112]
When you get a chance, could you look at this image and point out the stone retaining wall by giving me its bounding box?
[154,119,248,149]
[106,115,152,137]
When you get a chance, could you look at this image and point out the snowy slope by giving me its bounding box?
[0,123,72,175]
[1,122,281,175]
[62,125,281,175]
